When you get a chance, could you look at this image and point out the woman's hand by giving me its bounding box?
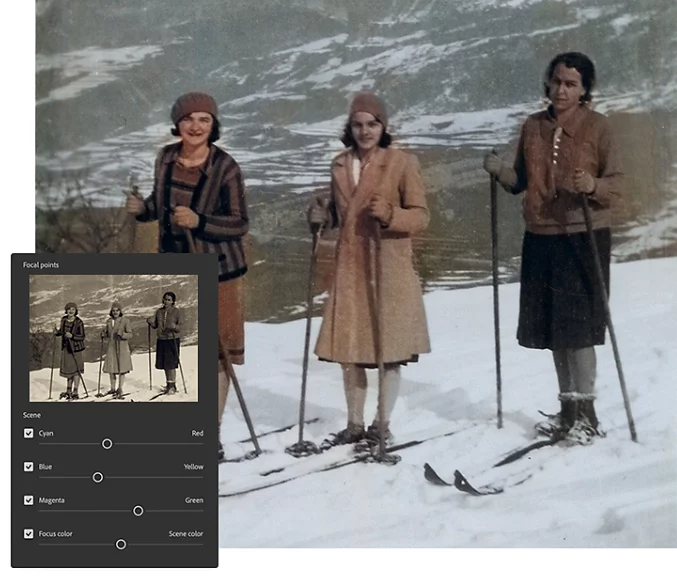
[54,324,59,334]
[307,195,330,227]
[369,194,393,226]
[65,332,73,339]
[146,317,154,326]
[173,206,200,229]
[483,151,504,177]
[126,194,145,215]
[573,169,596,195]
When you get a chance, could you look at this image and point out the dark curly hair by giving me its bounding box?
[543,52,596,103]
[340,121,392,149]
[162,291,177,303]
[171,116,221,143]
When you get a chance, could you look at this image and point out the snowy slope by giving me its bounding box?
[28,345,199,403]
[218,257,677,547]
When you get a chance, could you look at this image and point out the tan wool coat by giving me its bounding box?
[315,147,431,365]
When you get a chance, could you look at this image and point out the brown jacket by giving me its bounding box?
[150,306,181,340]
[315,147,431,365]
[500,105,623,234]
[137,143,249,281]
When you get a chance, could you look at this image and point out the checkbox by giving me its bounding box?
[24,428,34,439]
[24,495,34,506]
[24,528,34,539]
[23,462,34,472]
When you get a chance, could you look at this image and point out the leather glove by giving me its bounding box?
[483,151,504,177]
[307,195,331,228]
[573,169,596,195]
[126,193,145,216]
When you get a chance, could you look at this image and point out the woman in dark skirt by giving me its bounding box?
[54,302,86,400]
[483,52,623,442]
[147,292,181,395]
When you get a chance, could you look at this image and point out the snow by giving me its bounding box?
[218,257,677,548]
[36,45,164,105]
[29,345,199,403]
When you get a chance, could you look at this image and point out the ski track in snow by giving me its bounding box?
[217,258,677,547]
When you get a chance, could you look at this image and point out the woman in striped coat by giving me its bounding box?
[127,92,249,459]
[54,302,86,400]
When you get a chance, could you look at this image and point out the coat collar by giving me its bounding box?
[544,104,591,138]
[332,146,389,168]
[162,142,218,177]
[332,147,390,208]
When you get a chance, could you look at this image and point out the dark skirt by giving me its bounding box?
[517,229,610,350]
[156,338,180,370]
[60,349,84,378]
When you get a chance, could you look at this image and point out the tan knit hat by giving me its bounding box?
[349,91,388,129]
[171,92,218,124]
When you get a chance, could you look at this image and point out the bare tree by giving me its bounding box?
[36,174,132,254]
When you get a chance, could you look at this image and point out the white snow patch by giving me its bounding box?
[36,45,164,105]
[218,257,677,547]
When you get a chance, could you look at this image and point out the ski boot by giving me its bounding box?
[59,391,70,400]
[354,423,393,453]
[319,422,365,451]
[164,382,178,395]
[535,397,576,437]
[564,399,605,445]
[69,392,79,401]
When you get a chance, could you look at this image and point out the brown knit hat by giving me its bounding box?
[349,91,388,129]
[171,92,219,125]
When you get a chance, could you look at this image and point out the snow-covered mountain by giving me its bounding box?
[35,1,677,322]
[36,0,676,197]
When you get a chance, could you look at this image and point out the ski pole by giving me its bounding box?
[581,195,637,442]
[48,332,57,400]
[66,337,88,398]
[490,170,503,429]
[96,333,105,397]
[171,335,188,394]
[286,225,323,457]
[126,174,140,253]
[219,338,261,455]
[184,227,260,451]
[114,336,122,392]
[147,323,153,389]
[374,223,387,460]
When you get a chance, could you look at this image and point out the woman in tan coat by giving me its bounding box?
[101,302,133,398]
[308,91,431,444]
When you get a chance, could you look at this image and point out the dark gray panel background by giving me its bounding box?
[12,254,218,568]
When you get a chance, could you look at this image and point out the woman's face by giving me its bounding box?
[66,307,76,317]
[177,112,213,149]
[350,112,384,154]
[111,308,121,318]
[162,295,174,307]
[547,63,586,115]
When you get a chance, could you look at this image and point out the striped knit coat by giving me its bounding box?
[137,142,249,282]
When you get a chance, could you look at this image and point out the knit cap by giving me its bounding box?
[349,91,388,129]
[171,92,218,124]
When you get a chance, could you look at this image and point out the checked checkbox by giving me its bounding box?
[23,462,34,472]
[24,428,34,439]
[24,528,34,540]
[24,495,34,506]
